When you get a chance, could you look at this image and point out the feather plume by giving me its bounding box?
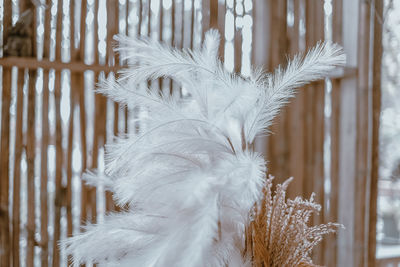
[62,30,345,266]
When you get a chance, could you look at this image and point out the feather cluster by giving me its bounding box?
[62,29,345,266]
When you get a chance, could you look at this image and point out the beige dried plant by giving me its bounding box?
[245,176,342,267]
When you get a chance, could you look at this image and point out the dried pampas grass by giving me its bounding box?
[245,176,343,267]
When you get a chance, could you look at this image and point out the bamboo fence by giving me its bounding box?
[0,0,384,266]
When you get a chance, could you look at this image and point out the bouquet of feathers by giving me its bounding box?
[63,30,345,266]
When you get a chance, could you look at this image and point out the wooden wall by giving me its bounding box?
[252,0,383,266]
[0,0,383,266]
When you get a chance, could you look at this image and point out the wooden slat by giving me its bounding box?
[66,78,75,239]
[354,1,372,266]
[233,0,242,73]
[190,0,194,49]
[147,0,151,37]
[26,67,37,267]
[287,0,304,199]
[217,0,225,60]
[326,79,341,267]
[24,2,38,266]
[0,68,12,267]
[169,0,176,94]
[0,55,352,78]
[138,0,143,36]
[202,0,210,40]
[40,72,50,267]
[0,57,121,73]
[266,0,288,185]
[66,0,78,248]
[337,0,359,265]
[40,1,53,266]
[87,0,101,225]
[52,71,63,267]
[0,1,12,265]
[210,0,218,29]
[368,0,384,265]
[12,69,25,267]
[106,0,119,212]
[52,0,64,265]
[304,0,325,264]
[78,0,88,228]
[180,0,184,48]
[324,1,343,266]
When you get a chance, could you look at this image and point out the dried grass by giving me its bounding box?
[244,176,342,267]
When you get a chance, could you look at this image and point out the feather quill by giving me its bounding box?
[62,30,345,266]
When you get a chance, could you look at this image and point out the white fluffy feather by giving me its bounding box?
[62,30,345,266]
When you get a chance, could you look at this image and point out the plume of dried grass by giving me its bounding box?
[244,176,342,267]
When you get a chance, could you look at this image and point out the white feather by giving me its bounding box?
[62,30,345,266]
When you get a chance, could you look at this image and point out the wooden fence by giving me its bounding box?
[0,0,383,266]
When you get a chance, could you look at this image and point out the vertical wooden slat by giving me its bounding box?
[233,0,242,73]
[89,0,100,225]
[12,68,25,267]
[368,0,383,265]
[217,0,225,60]
[337,0,359,265]
[171,0,175,46]
[202,0,210,40]
[287,0,305,199]
[169,0,176,94]
[266,0,288,184]
[40,1,52,266]
[326,79,341,267]
[138,0,143,36]
[79,0,88,227]
[25,2,38,266]
[158,0,164,91]
[210,0,218,29]
[325,1,343,266]
[0,68,12,267]
[0,1,12,265]
[355,1,372,266]
[304,0,325,264]
[105,0,119,212]
[124,0,130,133]
[52,0,64,265]
[190,0,195,49]
[66,0,77,245]
[180,0,185,49]
[149,0,152,36]
[159,0,164,42]
[66,78,75,238]
[26,64,37,267]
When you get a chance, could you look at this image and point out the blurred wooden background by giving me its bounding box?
[0,0,387,266]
